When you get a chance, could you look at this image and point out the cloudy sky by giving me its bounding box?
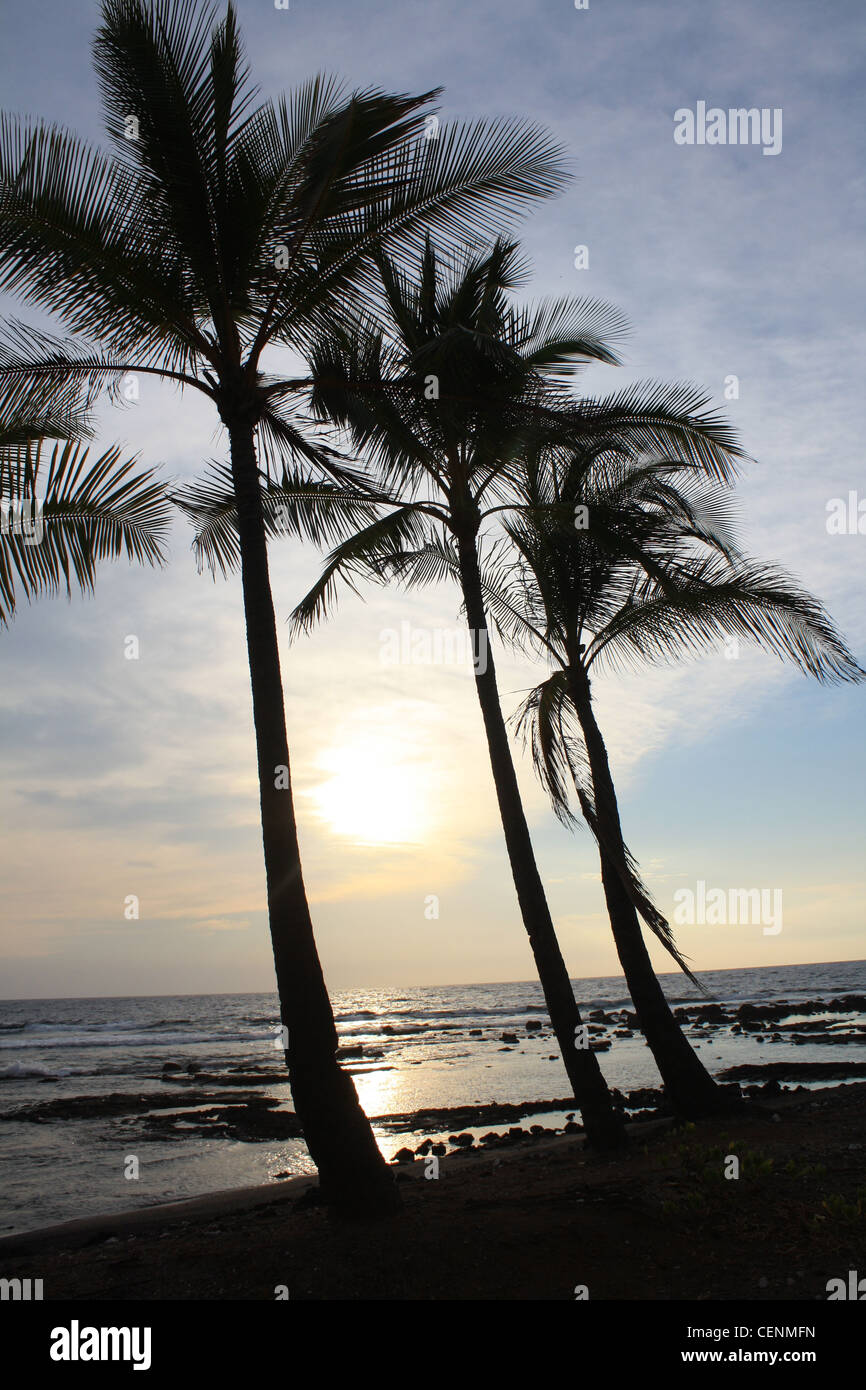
[0,0,863,999]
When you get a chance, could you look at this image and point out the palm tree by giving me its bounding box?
[1,325,170,623]
[264,240,754,1146]
[491,442,864,1114]
[0,0,577,1209]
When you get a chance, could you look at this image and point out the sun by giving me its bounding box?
[307,740,430,846]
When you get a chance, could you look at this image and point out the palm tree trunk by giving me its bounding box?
[567,663,737,1118]
[228,419,399,1213]
[455,532,625,1149]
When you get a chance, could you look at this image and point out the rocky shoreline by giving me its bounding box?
[2,993,864,1153]
[2,1081,864,1300]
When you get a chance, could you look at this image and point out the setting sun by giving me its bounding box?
[307,740,432,846]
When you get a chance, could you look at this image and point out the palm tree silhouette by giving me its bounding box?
[492,439,864,1113]
[259,239,763,1144]
[0,0,576,1209]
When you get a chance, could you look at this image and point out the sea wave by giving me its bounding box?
[0,1029,260,1051]
[0,1062,70,1079]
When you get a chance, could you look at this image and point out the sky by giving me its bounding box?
[0,0,864,999]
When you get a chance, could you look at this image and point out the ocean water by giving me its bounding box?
[1,959,864,1236]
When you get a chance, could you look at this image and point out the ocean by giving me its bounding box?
[1,959,864,1236]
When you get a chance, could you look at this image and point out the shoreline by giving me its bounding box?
[2,1081,863,1298]
[2,982,865,1244]
[0,1078,829,1257]
[3,1078,861,1295]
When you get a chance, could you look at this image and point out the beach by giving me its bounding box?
[2,1080,864,1300]
[2,961,865,1240]
[1,961,865,1302]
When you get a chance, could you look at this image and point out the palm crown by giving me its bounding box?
[499,443,863,808]
[0,0,574,460]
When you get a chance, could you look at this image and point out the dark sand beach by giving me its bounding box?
[3,1081,863,1301]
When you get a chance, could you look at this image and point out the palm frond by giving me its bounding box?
[173,460,383,577]
[289,503,431,637]
[512,672,702,985]
[586,554,865,684]
[1,436,170,624]
[569,381,749,483]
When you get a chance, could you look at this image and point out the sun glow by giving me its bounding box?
[307,740,432,846]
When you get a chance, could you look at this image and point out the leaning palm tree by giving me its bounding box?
[0,329,170,624]
[0,0,577,1209]
[258,239,752,1146]
[487,442,864,1114]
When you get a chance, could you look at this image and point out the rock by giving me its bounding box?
[525,1019,543,1031]
[186,1062,201,1074]
[625,1087,662,1109]
[500,1032,519,1044]
[392,1147,415,1164]
[692,1004,727,1023]
[431,1142,446,1156]
[469,1028,482,1036]
[564,1121,581,1134]
[449,1132,474,1148]
[738,1003,765,1020]
[161,1062,183,1073]
[338,1044,365,1058]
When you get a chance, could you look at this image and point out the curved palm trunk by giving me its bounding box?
[567,663,738,1118]
[228,420,398,1213]
[456,533,625,1149]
